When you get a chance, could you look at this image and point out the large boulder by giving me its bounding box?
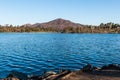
[101,64,120,70]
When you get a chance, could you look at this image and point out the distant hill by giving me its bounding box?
[29,18,84,29]
[0,18,120,33]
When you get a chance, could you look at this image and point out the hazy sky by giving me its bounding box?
[0,0,120,25]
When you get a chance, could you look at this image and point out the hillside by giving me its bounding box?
[0,18,120,33]
[28,18,83,30]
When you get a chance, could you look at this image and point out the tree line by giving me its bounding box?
[0,22,120,33]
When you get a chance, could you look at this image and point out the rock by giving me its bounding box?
[82,64,93,72]
[92,66,100,71]
[81,64,100,72]
[108,64,120,70]
[59,69,70,73]
[101,64,120,70]
[28,75,42,80]
[1,77,19,80]
[101,65,108,70]
[43,71,57,78]
[7,70,28,80]
[43,70,71,80]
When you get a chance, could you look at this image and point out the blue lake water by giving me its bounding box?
[0,33,120,78]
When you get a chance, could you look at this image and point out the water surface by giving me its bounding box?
[0,33,120,78]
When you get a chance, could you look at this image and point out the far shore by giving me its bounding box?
[0,32,120,34]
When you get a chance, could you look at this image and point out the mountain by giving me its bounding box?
[31,18,83,29]
[1,18,120,33]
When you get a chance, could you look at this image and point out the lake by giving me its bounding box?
[0,33,120,78]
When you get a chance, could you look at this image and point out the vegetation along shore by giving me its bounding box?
[1,18,120,33]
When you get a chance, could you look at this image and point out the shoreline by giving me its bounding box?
[2,64,120,80]
[0,32,120,34]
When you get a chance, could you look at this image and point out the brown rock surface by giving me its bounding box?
[2,64,120,80]
[60,71,120,80]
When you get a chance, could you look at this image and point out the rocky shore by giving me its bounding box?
[1,64,120,80]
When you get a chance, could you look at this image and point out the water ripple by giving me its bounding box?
[0,33,120,78]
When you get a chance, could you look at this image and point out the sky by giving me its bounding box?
[0,0,120,25]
